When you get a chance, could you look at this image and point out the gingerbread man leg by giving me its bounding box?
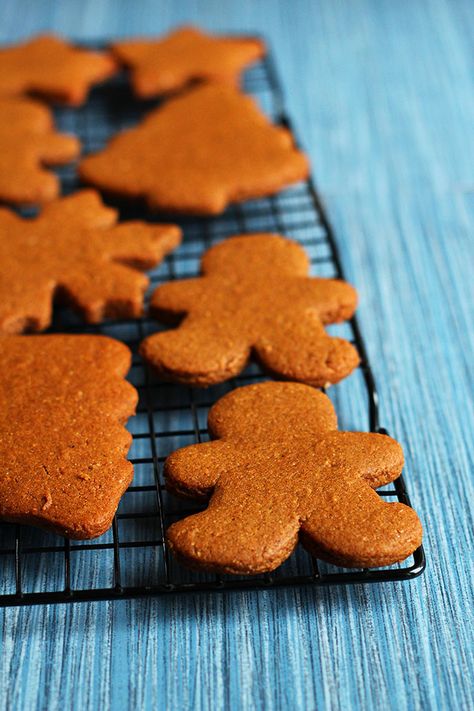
[299,431,421,567]
[300,485,422,567]
[40,132,81,165]
[167,480,300,574]
[141,316,251,386]
[254,313,360,386]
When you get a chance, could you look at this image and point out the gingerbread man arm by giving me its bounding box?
[164,440,235,499]
[322,431,405,487]
[39,132,81,165]
[300,277,358,323]
[148,279,205,322]
[300,485,422,568]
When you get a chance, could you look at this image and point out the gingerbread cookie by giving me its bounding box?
[0,34,116,105]
[0,190,181,333]
[0,335,137,539]
[79,84,309,215]
[0,96,80,206]
[112,26,265,98]
[140,234,359,387]
[166,382,422,573]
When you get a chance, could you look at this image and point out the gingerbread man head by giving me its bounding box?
[140,234,360,388]
[165,382,422,574]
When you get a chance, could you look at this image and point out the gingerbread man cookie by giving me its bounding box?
[0,335,136,539]
[0,190,181,333]
[0,34,116,105]
[112,26,265,98]
[166,382,422,573]
[0,96,80,206]
[79,84,309,215]
[140,234,359,387]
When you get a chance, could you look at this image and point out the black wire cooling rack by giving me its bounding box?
[0,41,425,606]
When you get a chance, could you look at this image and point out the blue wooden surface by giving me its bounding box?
[1,1,473,709]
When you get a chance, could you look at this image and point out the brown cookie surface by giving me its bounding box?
[79,84,309,215]
[0,335,137,539]
[0,34,116,105]
[140,234,359,387]
[0,190,181,333]
[0,96,80,206]
[166,382,422,574]
[112,26,265,98]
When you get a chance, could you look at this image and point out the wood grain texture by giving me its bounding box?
[0,0,473,709]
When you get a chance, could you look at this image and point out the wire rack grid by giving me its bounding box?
[0,41,425,606]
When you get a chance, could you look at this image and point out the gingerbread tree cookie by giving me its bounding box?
[0,34,116,105]
[140,234,359,387]
[0,190,181,333]
[79,84,309,215]
[0,335,137,539]
[166,382,422,573]
[112,26,265,98]
[0,96,80,206]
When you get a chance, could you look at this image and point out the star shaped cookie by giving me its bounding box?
[0,34,116,105]
[0,190,181,333]
[112,26,265,97]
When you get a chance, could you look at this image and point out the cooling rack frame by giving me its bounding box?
[0,39,425,606]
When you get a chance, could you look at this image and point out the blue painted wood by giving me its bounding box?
[0,1,473,709]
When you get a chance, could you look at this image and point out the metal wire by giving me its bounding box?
[0,41,425,606]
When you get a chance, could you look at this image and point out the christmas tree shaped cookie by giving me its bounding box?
[80,84,309,215]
